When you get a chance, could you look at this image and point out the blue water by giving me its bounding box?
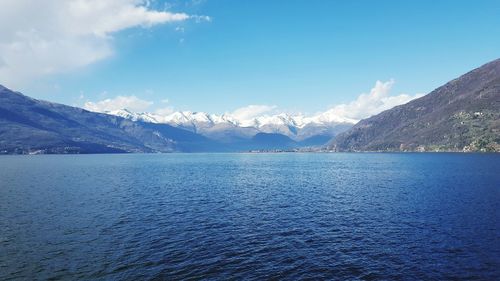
[0,153,499,280]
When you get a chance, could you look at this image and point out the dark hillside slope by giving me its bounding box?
[328,59,500,152]
[0,85,219,154]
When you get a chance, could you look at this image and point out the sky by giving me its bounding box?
[0,0,499,118]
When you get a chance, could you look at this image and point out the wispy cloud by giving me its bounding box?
[154,106,175,116]
[0,0,209,87]
[227,105,277,121]
[84,95,153,112]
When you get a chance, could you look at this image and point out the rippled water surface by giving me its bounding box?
[0,153,499,280]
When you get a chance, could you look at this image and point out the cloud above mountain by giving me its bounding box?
[320,80,423,122]
[228,105,277,122]
[84,95,153,112]
[0,0,208,87]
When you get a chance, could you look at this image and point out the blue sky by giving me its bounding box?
[1,0,500,115]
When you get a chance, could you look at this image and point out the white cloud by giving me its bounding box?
[84,95,153,112]
[0,0,205,87]
[192,15,212,23]
[155,106,175,116]
[319,80,422,122]
[227,105,277,121]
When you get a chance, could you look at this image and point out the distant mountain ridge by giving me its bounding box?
[328,59,500,152]
[104,107,355,144]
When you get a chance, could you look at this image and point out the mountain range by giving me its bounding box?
[0,85,352,154]
[328,58,500,152]
[103,107,355,144]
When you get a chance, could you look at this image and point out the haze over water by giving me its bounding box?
[0,153,499,280]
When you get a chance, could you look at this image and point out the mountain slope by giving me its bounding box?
[328,59,500,152]
[0,85,220,154]
[249,133,297,150]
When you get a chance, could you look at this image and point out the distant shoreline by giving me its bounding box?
[1,150,498,156]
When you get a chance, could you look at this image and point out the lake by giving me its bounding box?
[0,153,499,280]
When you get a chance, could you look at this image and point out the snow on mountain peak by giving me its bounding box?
[106,109,159,123]
[105,108,356,138]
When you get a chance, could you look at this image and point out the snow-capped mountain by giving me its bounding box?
[105,109,356,144]
[106,109,159,123]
